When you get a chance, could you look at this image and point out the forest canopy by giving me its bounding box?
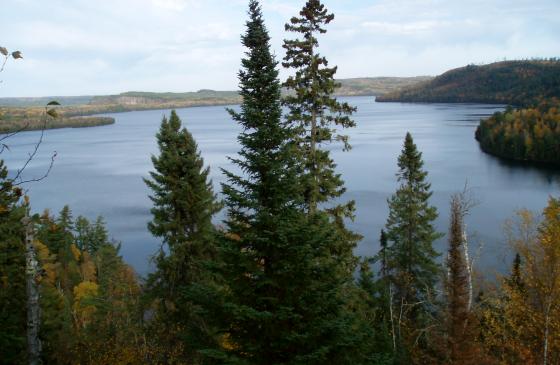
[377,60,560,106]
[475,98,560,165]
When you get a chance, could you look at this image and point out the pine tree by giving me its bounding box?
[216,2,371,363]
[144,110,221,363]
[0,160,26,364]
[383,132,442,358]
[282,0,356,217]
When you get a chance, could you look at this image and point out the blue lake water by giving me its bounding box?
[2,96,559,276]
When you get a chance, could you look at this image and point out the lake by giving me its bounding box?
[3,96,559,276]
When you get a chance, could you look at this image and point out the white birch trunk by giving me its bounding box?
[23,215,42,365]
[462,226,473,312]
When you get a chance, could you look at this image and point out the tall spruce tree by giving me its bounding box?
[383,132,442,359]
[144,110,221,363]
[282,0,362,321]
[215,2,371,363]
[282,0,356,218]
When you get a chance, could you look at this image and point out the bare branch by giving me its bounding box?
[0,54,8,74]
[15,151,57,186]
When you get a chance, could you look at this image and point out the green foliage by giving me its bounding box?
[34,207,145,364]
[75,216,108,253]
[215,2,372,363]
[144,110,220,249]
[378,60,560,106]
[4,7,559,365]
[143,109,222,363]
[356,257,395,363]
[282,0,356,217]
[380,133,442,361]
[0,160,26,365]
[475,98,560,165]
[385,133,442,307]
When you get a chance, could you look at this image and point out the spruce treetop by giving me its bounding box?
[282,0,356,216]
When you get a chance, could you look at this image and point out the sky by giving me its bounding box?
[1,0,559,97]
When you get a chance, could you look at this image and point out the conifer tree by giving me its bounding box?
[144,110,221,363]
[75,216,108,254]
[216,2,371,363]
[382,133,441,359]
[385,133,441,305]
[506,253,524,292]
[282,0,356,217]
[0,160,26,364]
[282,0,361,284]
[356,257,394,364]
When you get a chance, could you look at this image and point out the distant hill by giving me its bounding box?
[334,77,432,96]
[89,90,241,106]
[0,95,96,107]
[0,77,431,108]
[0,77,433,133]
[376,60,560,106]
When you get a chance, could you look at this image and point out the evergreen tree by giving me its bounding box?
[0,160,26,364]
[355,230,400,364]
[75,215,107,254]
[506,253,524,293]
[282,0,361,284]
[282,0,356,217]
[356,257,394,364]
[37,206,74,256]
[144,110,221,363]
[216,2,371,363]
[383,133,442,359]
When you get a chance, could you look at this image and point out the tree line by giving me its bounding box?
[476,98,560,165]
[377,59,560,106]
[1,1,559,364]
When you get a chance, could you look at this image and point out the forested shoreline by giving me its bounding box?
[1,1,559,364]
[0,77,429,134]
[376,60,560,106]
[476,99,560,166]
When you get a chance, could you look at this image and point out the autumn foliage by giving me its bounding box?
[476,98,560,165]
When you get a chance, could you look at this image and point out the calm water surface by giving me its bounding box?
[3,96,559,275]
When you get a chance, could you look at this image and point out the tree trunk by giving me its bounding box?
[463,226,473,311]
[309,107,317,215]
[389,283,397,352]
[23,215,42,365]
[543,301,551,365]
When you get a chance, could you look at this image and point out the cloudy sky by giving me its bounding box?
[1,0,559,97]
